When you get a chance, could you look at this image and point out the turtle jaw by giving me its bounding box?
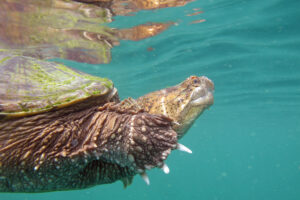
[190,77,214,107]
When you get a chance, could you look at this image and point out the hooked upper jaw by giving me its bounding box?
[190,76,214,107]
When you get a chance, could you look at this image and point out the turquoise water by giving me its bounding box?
[1,0,300,199]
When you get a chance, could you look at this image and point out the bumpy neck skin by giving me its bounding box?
[0,102,177,192]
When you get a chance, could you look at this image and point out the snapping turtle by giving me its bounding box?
[0,51,214,192]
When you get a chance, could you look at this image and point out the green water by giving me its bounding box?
[1,0,300,199]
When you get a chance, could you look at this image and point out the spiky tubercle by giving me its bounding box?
[96,102,178,172]
[0,101,177,192]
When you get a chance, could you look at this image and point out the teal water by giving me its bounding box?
[1,0,300,199]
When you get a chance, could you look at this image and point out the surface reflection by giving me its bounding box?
[0,0,193,64]
[76,0,194,15]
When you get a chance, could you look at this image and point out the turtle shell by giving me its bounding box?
[0,51,115,118]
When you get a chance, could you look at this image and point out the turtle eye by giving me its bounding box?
[190,76,200,84]
[193,79,200,84]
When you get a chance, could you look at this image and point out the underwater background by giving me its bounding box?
[1,0,300,199]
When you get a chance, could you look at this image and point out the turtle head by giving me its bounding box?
[137,76,214,138]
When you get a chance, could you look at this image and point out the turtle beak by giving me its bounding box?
[191,76,214,107]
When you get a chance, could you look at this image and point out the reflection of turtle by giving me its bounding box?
[0,0,117,64]
[0,0,174,64]
[78,0,194,16]
[0,51,214,192]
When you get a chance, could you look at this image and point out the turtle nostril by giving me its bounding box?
[200,76,214,92]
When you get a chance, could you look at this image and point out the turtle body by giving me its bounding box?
[0,52,214,192]
[0,53,181,192]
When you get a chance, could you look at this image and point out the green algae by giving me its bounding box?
[0,56,11,64]
[0,53,114,116]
